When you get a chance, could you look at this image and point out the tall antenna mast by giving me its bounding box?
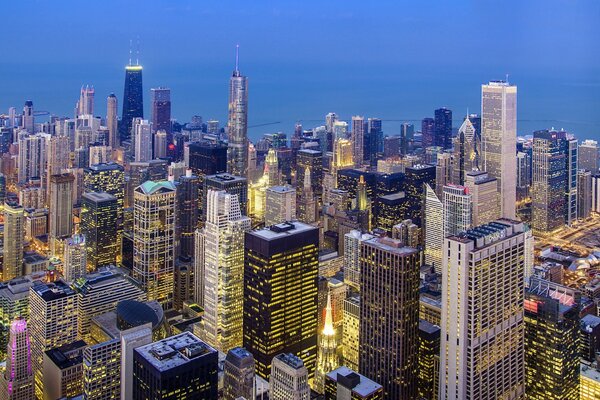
[129,39,133,66]
[235,44,240,73]
[136,36,140,66]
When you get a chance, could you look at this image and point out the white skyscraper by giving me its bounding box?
[77,85,95,116]
[481,81,517,219]
[443,184,472,237]
[440,220,525,400]
[199,190,251,352]
[3,201,24,281]
[343,230,374,292]
[107,94,119,148]
[133,119,152,162]
[423,183,443,273]
[351,116,364,167]
[270,353,310,400]
[265,185,296,226]
[226,45,249,178]
[62,234,87,282]
[17,133,46,184]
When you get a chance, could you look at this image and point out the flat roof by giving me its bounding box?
[362,236,417,255]
[250,221,316,241]
[135,332,216,372]
[326,366,382,396]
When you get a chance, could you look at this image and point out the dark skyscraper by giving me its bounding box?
[120,61,144,143]
[188,142,228,177]
[176,170,200,258]
[421,117,435,148]
[227,46,249,178]
[434,107,452,149]
[151,87,171,134]
[366,118,383,165]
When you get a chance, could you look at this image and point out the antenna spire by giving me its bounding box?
[129,39,133,66]
[505,73,509,84]
[136,36,140,66]
[235,44,240,74]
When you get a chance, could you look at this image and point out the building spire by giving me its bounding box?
[323,291,335,336]
[136,36,140,66]
[129,39,133,66]
[234,44,240,76]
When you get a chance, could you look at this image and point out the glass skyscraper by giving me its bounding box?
[120,64,144,143]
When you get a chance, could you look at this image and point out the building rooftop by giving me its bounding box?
[135,332,216,372]
[250,221,316,241]
[136,180,177,195]
[581,363,600,383]
[450,219,523,247]
[581,314,600,332]
[85,162,124,172]
[205,173,246,183]
[362,236,417,255]
[31,280,75,302]
[82,191,117,202]
[45,340,87,370]
[267,185,295,193]
[298,148,321,155]
[419,319,441,335]
[274,353,304,370]
[326,366,382,396]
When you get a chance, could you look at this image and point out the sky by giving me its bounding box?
[1,0,599,141]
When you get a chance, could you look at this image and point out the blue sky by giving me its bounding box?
[1,0,599,139]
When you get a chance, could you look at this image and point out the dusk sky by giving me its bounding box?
[1,0,599,140]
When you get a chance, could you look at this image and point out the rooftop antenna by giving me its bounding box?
[136,36,140,66]
[129,39,133,66]
[235,44,240,74]
[505,73,509,84]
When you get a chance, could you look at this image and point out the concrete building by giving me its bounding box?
[269,353,310,400]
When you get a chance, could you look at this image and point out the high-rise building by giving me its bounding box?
[132,332,218,400]
[22,101,34,133]
[199,190,250,352]
[351,116,364,167]
[244,222,319,379]
[83,162,125,214]
[132,181,176,310]
[481,80,517,219]
[517,151,531,200]
[440,220,525,400]
[435,152,453,197]
[80,192,119,269]
[434,107,452,149]
[578,169,593,220]
[296,149,323,198]
[42,340,86,399]
[297,166,317,224]
[107,93,119,148]
[29,281,78,400]
[315,292,339,394]
[227,46,249,178]
[404,164,436,226]
[342,295,360,372]
[77,85,95,116]
[423,184,443,272]
[223,347,255,400]
[203,173,248,220]
[82,338,121,399]
[324,366,384,399]
[49,173,74,252]
[443,184,472,237]
[418,320,440,400]
[265,185,296,226]
[17,134,45,184]
[421,117,435,149]
[62,234,87,282]
[153,130,168,159]
[177,170,200,258]
[580,139,599,172]
[343,231,374,292]
[3,201,24,281]
[150,87,171,134]
[0,318,34,400]
[270,353,310,400]
[464,170,500,226]
[366,118,383,165]
[566,137,578,225]
[133,119,152,162]
[120,62,143,143]
[359,236,419,398]
[400,123,414,155]
[120,324,153,400]
[452,115,480,185]
[525,278,579,400]
[187,142,227,177]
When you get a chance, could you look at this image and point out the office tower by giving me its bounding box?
[3,201,24,281]
[119,324,153,400]
[423,184,443,272]
[120,61,143,143]
[88,144,112,166]
[525,279,579,400]
[29,281,78,399]
[83,162,125,212]
[359,236,419,398]
[200,190,250,352]
[133,181,176,310]
[177,170,200,257]
[593,175,600,213]
[206,119,219,135]
[421,117,435,149]
[73,268,146,341]
[0,279,35,348]
[77,85,95,116]
[342,295,360,372]
[443,184,472,237]
[315,292,339,393]
[187,142,228,176]
[343,231,373,292]
[452,115,480,185]
[265,185,296,226]
[383,135,400,158]
[80,192,119,269]
[133,119,152,161]
[516,151,531,200]
[324,366,384,399]
[434,107,452,149]
[0,318,34,400]
[404,164,436,225]
[297,166,317,224]
[82,337,121,399]
[581,364,600,400]
[531,130,568,234]
[151,87,171,134]
[203,173,248,219]
[227,46,249,178]
[17,134,45,183]
[578,170,592,219]
[351,116,364,166]
[400,122,414,155]
[42,340,86,399]
[46,135,70,185]
[132,332,218,399]
[270,353,310,400]
[435,152,453,197]
[48,173,74,252]
[62,234,87,282]
[193,228,206,307]
[418,320,440,400]
[244,222,319,379]
[107,93,119,148]
[223,347,255,400]
[0,128,11,153]
[481,81,517,219]
[22,101,34,133]
[333,138,354,177]
[440,220,526,400]
[153,130,168,159]
[296,149,323,197]
[464,171,500,226]
[566,137,578,225]
[579,139,599,172]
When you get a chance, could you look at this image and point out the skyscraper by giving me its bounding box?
[48,173,75,252]
[578,169,593,220]
[77,85,95,116]
[3,201,24,281]
[199,190,250,352]
[359,236,420,398]
[227,46,249,178]
[150,87,171,134]
[443,184,472,237]
[435,152,453,197]
[297,166,317,224]
[452,115,480,185]
[80,192,119,269]
[120,61,143,143]
[315,291,339,394]
[133,181,176,310]
[351,116,364,167]
[464,170,500,226]
[324,366,384,399]
[133,119,152,162]
[270,353,310,400]
[0,317,34,400]
[22,101,34,133]
[265,185,296,226]
[421,117,435,149]
[440,220,525,400]
[481,80,517,219]
[176,170,200,258]
[244,221,319,379]
[423,184,443,272]
[434,107,452,149]
[62,234,87,282]
[17,133,45,184]
[107,93,119,148]
[579,139,599,172]
[223,347,255,400]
